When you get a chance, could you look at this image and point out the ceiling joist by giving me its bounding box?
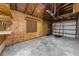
[57,3,72,11]
[60,5,73,11]
[9,3,75,22]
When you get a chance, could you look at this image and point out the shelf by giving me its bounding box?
[0,31,12,35]
[0,15,12,21]
[0,15,12,27]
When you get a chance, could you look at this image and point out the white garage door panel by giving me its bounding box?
[64,30,76,34]
[60,26,63,28]
[60,33,63,35]
[64,34,75,38]
[53,33,55,35]
[52,20,76,38]
[60,30,63,32]
[55,23,60,25]
[55,30,59,32]
[64,26,76,29]
[63,21,76,25]
[53,30,56,32]
[55,26,60,29]
[55,26,63,29]
[55,33,59,35]
[55,27,60,29]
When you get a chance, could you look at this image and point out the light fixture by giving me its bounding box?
[46,10,54,16]
[46,4,56,16]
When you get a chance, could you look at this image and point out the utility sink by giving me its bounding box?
[0,31,12,35]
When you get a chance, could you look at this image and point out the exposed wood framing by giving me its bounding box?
[24,4,29,13]
[9,3,75,22]
[57,3,72,11]
[62,4,73,10]
[31,4,38,15]
[15,4,17,10]
[52,12,78,22]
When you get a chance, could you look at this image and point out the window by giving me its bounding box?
[27,20,37,33]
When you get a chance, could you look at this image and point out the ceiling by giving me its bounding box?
[10,3,73,22]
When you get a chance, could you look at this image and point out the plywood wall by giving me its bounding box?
[5,10,48,45]
[0,22,6,45]
[0,3,12,17]
[73,3,79,12]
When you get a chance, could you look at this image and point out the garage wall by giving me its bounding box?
[5,10,48,45]
[76,15,79,39]
[52,20,76,38]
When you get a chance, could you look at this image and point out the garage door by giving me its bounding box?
[52,20,76,38]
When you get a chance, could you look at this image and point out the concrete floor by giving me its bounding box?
[1,36,79,56]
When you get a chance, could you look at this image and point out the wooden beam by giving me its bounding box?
[57,7,73,16]
[59,8,73,14]
[15,3,17,10]
[31,4,38,15]
[64,8,73,12]
[59,5,73,11]
[57,3,72,11]
[10,4,12,9]
[57,4,69,10]
[56,4,64,9]
[51,13,75,22]
[24,4,29,13]
[0,4,13,18]
[63,4,73,10]
[52,12,79,22]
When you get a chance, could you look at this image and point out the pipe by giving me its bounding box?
[54,3,56,16]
